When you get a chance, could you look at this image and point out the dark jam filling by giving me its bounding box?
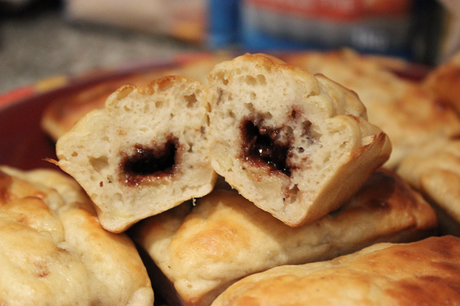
[242,120,291,176]
[122,140,177,186]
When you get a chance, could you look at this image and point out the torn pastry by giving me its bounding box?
[56,76,217,232]
[207,53,391,226]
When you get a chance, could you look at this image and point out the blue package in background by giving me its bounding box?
[207,0,444,64]
[207,0,241,49]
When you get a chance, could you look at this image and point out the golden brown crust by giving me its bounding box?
[0,166,67,211]
[0,166,154,305]
[397,139,460,235]
[212,236,460,306]
[133,168,436,306]
[423,51,460,114]
[281,49,460,169]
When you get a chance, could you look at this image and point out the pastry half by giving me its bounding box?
[207,53,391,226]
[0,166,154,306]
[56,76,217,232]
[211,235,460,306]
[132,168,437,306]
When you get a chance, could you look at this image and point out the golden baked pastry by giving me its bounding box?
[211,235,460,306]
[56,76,217,233]
[423,50,460,114]
[132,168,437,306]
[0,166,154,305]
[207,53,391,227]
[281,49,460,169]
[397,138,460,235]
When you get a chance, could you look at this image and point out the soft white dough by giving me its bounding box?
[56,76,217,233]
[207,53,392,226]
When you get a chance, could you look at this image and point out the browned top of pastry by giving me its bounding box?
[423,51,460,114]
[133,168,436,306]
[0,166,153,305]
[212,235,460,306]
[397,139,460,226]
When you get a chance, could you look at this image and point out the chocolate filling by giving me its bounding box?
[242,120,291,176]
[121,139,178,186]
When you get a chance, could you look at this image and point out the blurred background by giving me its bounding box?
[0,0,458,95]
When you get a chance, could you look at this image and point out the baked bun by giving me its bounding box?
[56,76,217,232]
[281,49,460,169]
[207,53,391,227]
[212,235,460,306]
[132,168,436,306]
[0,166,154,305]
[397,139,460,235]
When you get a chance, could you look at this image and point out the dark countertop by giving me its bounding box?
[0,9,200,95]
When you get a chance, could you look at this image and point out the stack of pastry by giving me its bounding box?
[44,53,460,305]
[6,51,460,305]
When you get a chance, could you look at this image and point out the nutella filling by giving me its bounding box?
[241,119,292,176]
[121,139,177,186]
